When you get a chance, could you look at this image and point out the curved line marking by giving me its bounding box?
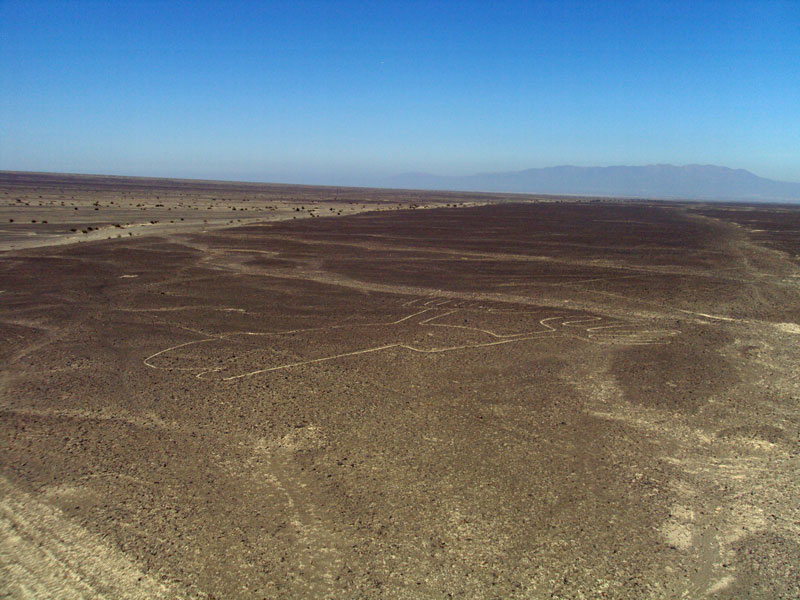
[144,305,676,382]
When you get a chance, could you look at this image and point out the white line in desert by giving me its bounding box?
[145,299,676,380]
[500,274,643,288]
[171,317,558,380]
[430,299,452,307]
[218,344,400,380]
[144,307,434,374]
[586,324,631,332]
[401,297,423,307]
[418,310,457,324]
[561,317,603,326]
[228,308,434,339]
[143,338,216,369]
[416,309,562,338]
[426,322,541,339]
[584,324,621,331]
[538,316,564,330]
[219,331,560,381]
[387,309,432,324]
[678,310,740,322]
[398,332,553,354]
[120,305,245,313]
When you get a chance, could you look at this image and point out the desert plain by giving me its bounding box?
[1,172,799,598]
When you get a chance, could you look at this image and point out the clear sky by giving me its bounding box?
[1,0,798,185]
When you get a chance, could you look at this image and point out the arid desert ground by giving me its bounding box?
[1,173,799,598]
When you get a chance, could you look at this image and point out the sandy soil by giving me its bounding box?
[0,172,520,252]
[1,174,799,598]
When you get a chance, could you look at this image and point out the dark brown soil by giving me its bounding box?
[1,190,799,598]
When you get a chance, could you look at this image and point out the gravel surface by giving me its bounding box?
[1,181,799,598]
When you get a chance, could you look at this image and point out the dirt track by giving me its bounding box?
[1,178,799,598]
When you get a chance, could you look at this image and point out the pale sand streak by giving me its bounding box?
[0,477,179,600]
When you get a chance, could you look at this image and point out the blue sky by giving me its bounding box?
[1,0,798,184]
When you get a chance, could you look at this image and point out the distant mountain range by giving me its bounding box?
[387,164,800,202]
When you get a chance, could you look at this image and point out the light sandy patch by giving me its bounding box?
[662,504,696,551]
[706,575,735,594]
[0,477,180,599]
[775,322,800,334]
[264,424,329,451]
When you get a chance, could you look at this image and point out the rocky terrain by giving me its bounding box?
[1,178,799,598]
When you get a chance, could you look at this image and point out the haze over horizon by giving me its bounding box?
[2,1,799,186]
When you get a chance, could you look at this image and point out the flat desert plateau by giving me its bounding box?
[1,173,799,598]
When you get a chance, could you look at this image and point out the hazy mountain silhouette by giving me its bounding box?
[387,165,800,201]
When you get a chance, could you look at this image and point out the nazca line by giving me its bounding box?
[144,307,674,382]
[144,308,561,381]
